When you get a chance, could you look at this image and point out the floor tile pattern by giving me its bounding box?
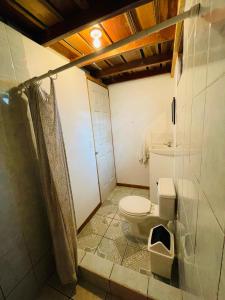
[79,215,112,236]
[77,186,179,288]
[122,245,151,275]
[78,234,102,253]
[96,237,127,264]
[38,280,112,299]
[37,186,178,299]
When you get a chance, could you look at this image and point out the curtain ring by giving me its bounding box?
[52,73,58,80]
[48,70,58,80]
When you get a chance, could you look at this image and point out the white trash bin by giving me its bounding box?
[148,224,174,279]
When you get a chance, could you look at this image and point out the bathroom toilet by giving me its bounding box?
[119,178,176,238]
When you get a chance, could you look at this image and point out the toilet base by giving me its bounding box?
[130,222,144,239]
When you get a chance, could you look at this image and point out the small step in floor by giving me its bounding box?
[38,279,116,299]
[78,249,182,300]
[37,250,182,300]
[77,187,179,289]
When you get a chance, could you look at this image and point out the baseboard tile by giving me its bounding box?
[117,183,149,190]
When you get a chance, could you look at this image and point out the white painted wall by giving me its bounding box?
[0,22,100,228]
[109,74,174,186]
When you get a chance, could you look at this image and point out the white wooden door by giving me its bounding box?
[87,80,116,202]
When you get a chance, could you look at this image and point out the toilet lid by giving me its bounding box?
[119,196,151,216]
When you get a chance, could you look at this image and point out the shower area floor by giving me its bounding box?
[77,186,179,288]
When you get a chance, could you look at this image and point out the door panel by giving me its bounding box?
[88,80,116,202]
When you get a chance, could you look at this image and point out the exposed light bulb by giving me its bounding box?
[90,28,102,39]
[90,27,102,48]
[93,38,101,48]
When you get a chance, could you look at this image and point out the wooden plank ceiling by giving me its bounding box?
[0,0,180,84]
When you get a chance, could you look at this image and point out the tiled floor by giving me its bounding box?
[37,279,119,299]
[77,186,179,287]
[37,186,179,299]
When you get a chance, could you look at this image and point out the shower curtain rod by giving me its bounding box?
[17,3,200,91]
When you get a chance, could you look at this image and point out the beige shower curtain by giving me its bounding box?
[23,78,78,284]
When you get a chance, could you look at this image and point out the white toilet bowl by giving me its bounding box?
[119,196,167,238]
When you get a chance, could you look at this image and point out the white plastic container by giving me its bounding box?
[148,224,174,279]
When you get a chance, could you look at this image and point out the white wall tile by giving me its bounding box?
[177,198,203,300]
[7,271,39,300]
[34,251,55,288]
[175,3,225,297]
[200,75,225,230]
[5,25,29,83]
[190,91,206,181]
[195,191,224,300]
[193,0,210,96]
[0,288,4,300]
[0,20,99,299]
[0,148,24,258]
[183,28,194,152]
[181,236,203,300]
[183,1,196,44]
[182,166,199,249]
[218,242,225,300]
[207,0,225,85]
[0,238,32,296]
[0,24,16,82]
[182,264,203,300]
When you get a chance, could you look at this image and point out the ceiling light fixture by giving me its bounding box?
[90,28,102,39]
[93,38,101,48]
[90,27,102,49]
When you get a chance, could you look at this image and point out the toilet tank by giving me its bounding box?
[158,178,176,220]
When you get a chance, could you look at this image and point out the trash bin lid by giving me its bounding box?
[151,225,171,250]
[119,196,151,215]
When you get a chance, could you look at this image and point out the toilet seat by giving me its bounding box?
[119,196,151,216]
[119,206,149,217]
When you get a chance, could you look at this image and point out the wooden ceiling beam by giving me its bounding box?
[168,0,178,18]
[93,53,172,78]
[37,0,153,46]
[58,40,82,56]
[86,74,107,89]
[12,0,61,26]
[159,0,169,22]
[77,26,175,67]
[125,10,142,34]
[3,0,47,29]
[151,0,159,54]
[154,0,160,23]
[103,65,170,84]
[50,42,79,60]
[0,0,43,38]
[171,0,185,77]
[126,11,137,34]
[39,0,64,20]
